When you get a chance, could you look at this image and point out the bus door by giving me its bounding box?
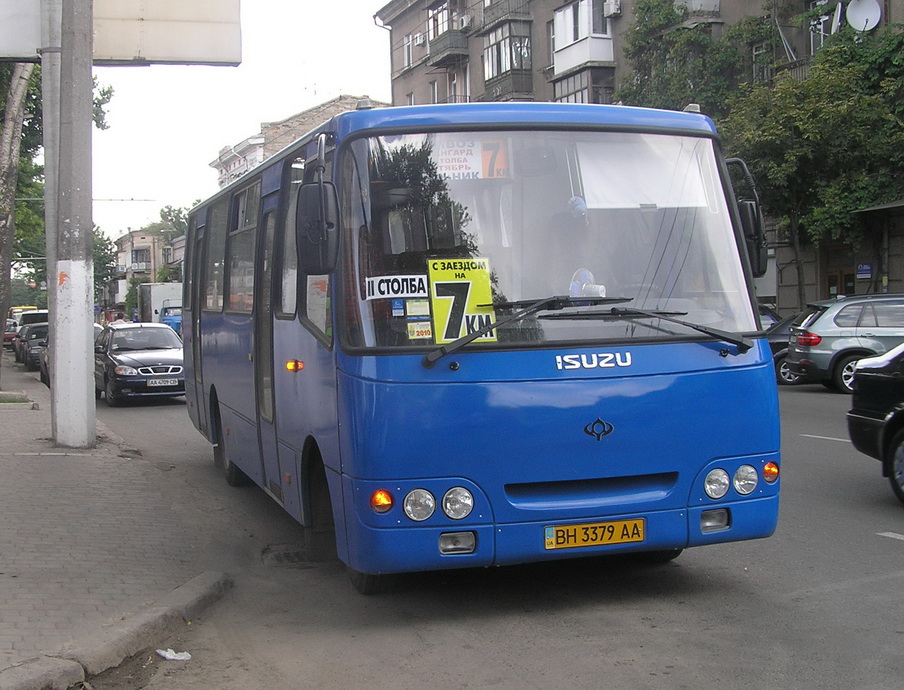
[255,201,287,505]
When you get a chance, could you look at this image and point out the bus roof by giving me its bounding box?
[328,102,719,140]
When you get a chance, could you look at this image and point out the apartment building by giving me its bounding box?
[372,1,854,107]
[373,0,904,310]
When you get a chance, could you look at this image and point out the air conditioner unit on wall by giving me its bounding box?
[603,0,621,17]
[458,14,471,30]
[414,32,425,46]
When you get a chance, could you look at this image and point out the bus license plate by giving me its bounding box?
[544,519,645,550]
[148,378,178,387]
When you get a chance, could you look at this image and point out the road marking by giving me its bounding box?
[877,532,904,541]
[799,433,851,443]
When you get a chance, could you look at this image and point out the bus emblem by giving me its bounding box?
[584,419,614,441]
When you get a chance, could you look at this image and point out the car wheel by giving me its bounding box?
[104,378,121,407]
[775,355,801,385]
[887,431,904,506]
[833,354,861,393]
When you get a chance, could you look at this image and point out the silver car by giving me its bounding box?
[786,294,904,393]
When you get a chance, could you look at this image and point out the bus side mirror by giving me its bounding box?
[296,181,340,274]
[739,199,768,278]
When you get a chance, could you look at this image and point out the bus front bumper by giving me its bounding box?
[341,495,779,575]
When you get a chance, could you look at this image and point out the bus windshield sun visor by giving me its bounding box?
[539,307,753,354]
[420,295,632,369]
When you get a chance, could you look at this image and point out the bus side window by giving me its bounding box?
[204,199,230,311]
[278,149,333,340]
[226,182,260,313]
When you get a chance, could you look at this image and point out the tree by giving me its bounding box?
[93,227,117,303]
[1,63,38,362]
[719,27,904,308]
[616,0,770,119]
[1,65,112,340]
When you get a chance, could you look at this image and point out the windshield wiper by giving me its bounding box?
[542,306,753,354]
[421,295,632,369]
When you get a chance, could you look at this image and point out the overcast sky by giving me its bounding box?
[91,1,391,238]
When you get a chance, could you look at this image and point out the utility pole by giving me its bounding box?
[40,0,61,439]
[54,0,95,447]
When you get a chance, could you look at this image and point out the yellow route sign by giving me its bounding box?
[428,258,497,344]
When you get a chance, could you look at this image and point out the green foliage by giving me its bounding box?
[124,276,150,315]
[720,26,904,249]
[616,0,762,119]
[93,228,117,302]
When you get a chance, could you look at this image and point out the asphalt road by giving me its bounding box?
[90,384,904,689]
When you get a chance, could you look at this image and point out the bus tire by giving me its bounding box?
[633,548,683,564]
[305,455,337,561]
[212,405,251,487]
[347,566,392,595]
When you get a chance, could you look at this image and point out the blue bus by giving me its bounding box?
[184,102,780,593]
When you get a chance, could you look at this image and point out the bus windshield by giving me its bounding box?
[342,129,757,350]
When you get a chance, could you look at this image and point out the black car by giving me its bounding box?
[846,343,904,505]
[22,322,49,372]
[765,313,800,385]
[94,322,184,406]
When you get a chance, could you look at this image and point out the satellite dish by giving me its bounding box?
[846,0,882,32]
[831,2,842,33]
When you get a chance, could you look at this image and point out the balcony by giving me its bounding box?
[678,0,719,14]
[483,0,530,30]
[774,57,811,82]
[478,71,533,101]
[428,30,469,68]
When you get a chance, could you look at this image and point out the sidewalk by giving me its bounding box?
[0,353,230,690]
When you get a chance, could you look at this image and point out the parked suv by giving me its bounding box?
[786,294,904,393]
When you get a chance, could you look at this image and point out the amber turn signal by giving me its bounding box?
[370,489,393,513]
[763,462,779,483]
[285,360,304,372]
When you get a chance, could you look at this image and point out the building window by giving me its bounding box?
[406,92,415,106]
[162,247,172,264]
[547,20,555,64]
[430,80,438,103]
[131,248,150,265]
[752,42,770,82]
[483,22,532,81]
[403,33,413,67]
[591,0,608,35]
[809,0,829,55]
[428,2,451,40]
[554,71,588,103]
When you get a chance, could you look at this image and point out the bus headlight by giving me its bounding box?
[442,487,474,520]
[403,489,435,521]
[733,465,758,495]
[704,469,730,499]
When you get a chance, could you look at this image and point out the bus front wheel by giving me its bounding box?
[633,548,683,564]
[347,567,393,595]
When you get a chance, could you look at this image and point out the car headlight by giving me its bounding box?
[733,465,759,495]
[403,489,435,521]
[442,487,474,520]
[114,365,139,376]
[704,469,730,499]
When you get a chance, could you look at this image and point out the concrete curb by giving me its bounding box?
[0,571,232,690]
